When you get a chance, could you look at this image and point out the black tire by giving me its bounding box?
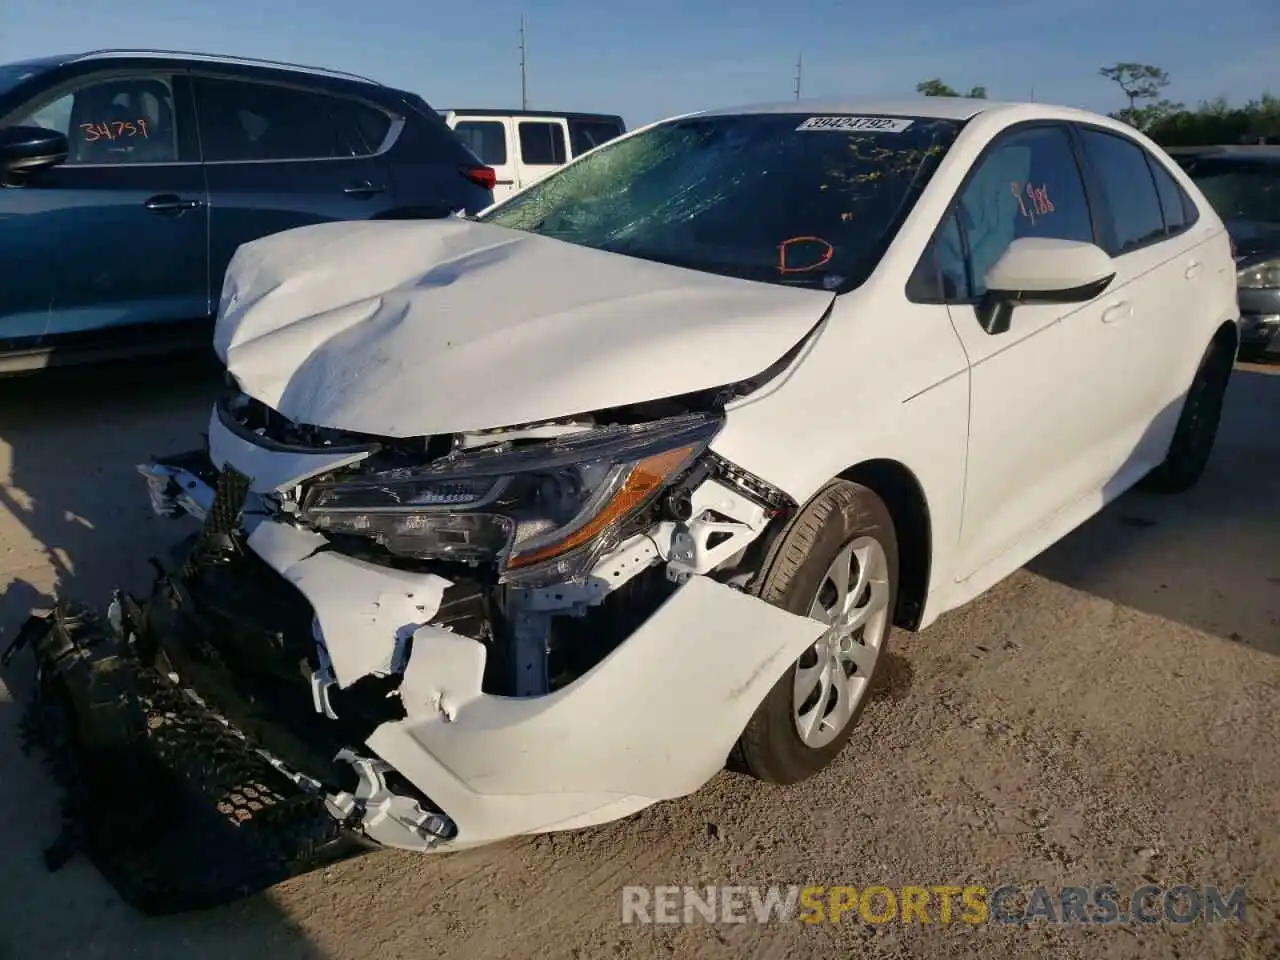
[1140,339,1233,494]
[731,480,898,785]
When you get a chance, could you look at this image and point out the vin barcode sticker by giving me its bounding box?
[796,116,914,132]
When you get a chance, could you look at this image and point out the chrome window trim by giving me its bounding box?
[69,49,380,85]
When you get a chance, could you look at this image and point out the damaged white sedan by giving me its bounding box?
[9,97,1240,912]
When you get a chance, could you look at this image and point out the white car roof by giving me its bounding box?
[696,97,1113,126]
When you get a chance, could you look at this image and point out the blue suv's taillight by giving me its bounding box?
[460,165,496,190]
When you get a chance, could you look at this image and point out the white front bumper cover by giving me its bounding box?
[249,517,825,849]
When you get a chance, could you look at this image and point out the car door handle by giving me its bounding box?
[343,181,386,198]
[1184,260,1203,279]
[144,194,203,214]
[1101,301,1133,324]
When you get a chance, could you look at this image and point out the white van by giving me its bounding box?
[441,109,626,202]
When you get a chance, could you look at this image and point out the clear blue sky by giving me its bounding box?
[4,0,1277,127]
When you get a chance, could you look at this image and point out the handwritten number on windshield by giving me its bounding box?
[778,236,834,274]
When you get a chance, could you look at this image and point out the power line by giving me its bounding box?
[519,17,528,110]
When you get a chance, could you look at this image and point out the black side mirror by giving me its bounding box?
[976,291,1017,336]
[976,273,1116,336]
[0,125,70,177]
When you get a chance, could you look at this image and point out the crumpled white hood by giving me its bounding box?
[215,217,834,437]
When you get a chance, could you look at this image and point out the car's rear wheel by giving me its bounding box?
[731,480,898,785]
[1140,339,1233,494]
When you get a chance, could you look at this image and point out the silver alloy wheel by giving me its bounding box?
[792,535,891,749]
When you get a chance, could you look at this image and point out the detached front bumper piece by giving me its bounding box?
[5,599,372,915]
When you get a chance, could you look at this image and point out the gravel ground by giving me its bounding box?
[0,358,1275,960]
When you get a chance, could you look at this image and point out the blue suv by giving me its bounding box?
[0,50,495,371]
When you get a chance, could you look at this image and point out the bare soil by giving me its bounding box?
[0,358,1276,960]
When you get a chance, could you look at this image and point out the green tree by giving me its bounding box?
[1248,92,1280,140]
[1198,96,1232,118]
[1100,62,1170,109]
[1099,61,1182,132]
[1146,92,1280,146]
[916,79,987,98]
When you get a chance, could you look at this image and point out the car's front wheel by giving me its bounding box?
[731,480,898,785]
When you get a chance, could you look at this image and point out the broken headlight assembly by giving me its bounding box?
[298,413,723,585]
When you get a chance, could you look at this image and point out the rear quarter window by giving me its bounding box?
[396,96,488,166]
[339,99,393,154]
[1147,156,1196,236]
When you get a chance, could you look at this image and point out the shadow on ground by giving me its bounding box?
[0,355,327,960]
[1030,364,1280,655]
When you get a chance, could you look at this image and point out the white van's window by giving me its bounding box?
[518,121,566,165]
[569,118,623,156]
[454,120,507,165]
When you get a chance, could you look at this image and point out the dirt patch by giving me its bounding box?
[0,362,1276,960]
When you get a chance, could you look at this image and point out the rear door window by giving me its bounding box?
[568,118,624,156]
[193,76,392,162]
[517,120,567,165]
[1077,128,1167,255]
[454,120,508,165]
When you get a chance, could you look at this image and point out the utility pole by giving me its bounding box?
[1029,85,1035,102]
[793,53,802,101]
[519,16,528,110]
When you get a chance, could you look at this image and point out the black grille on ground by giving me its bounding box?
[13,602,372,914]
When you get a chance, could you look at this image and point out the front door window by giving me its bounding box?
[13,75,179,164]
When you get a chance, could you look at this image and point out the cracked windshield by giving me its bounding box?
[480,113,961,291]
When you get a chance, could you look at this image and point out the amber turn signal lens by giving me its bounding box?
[506,444,698,569]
